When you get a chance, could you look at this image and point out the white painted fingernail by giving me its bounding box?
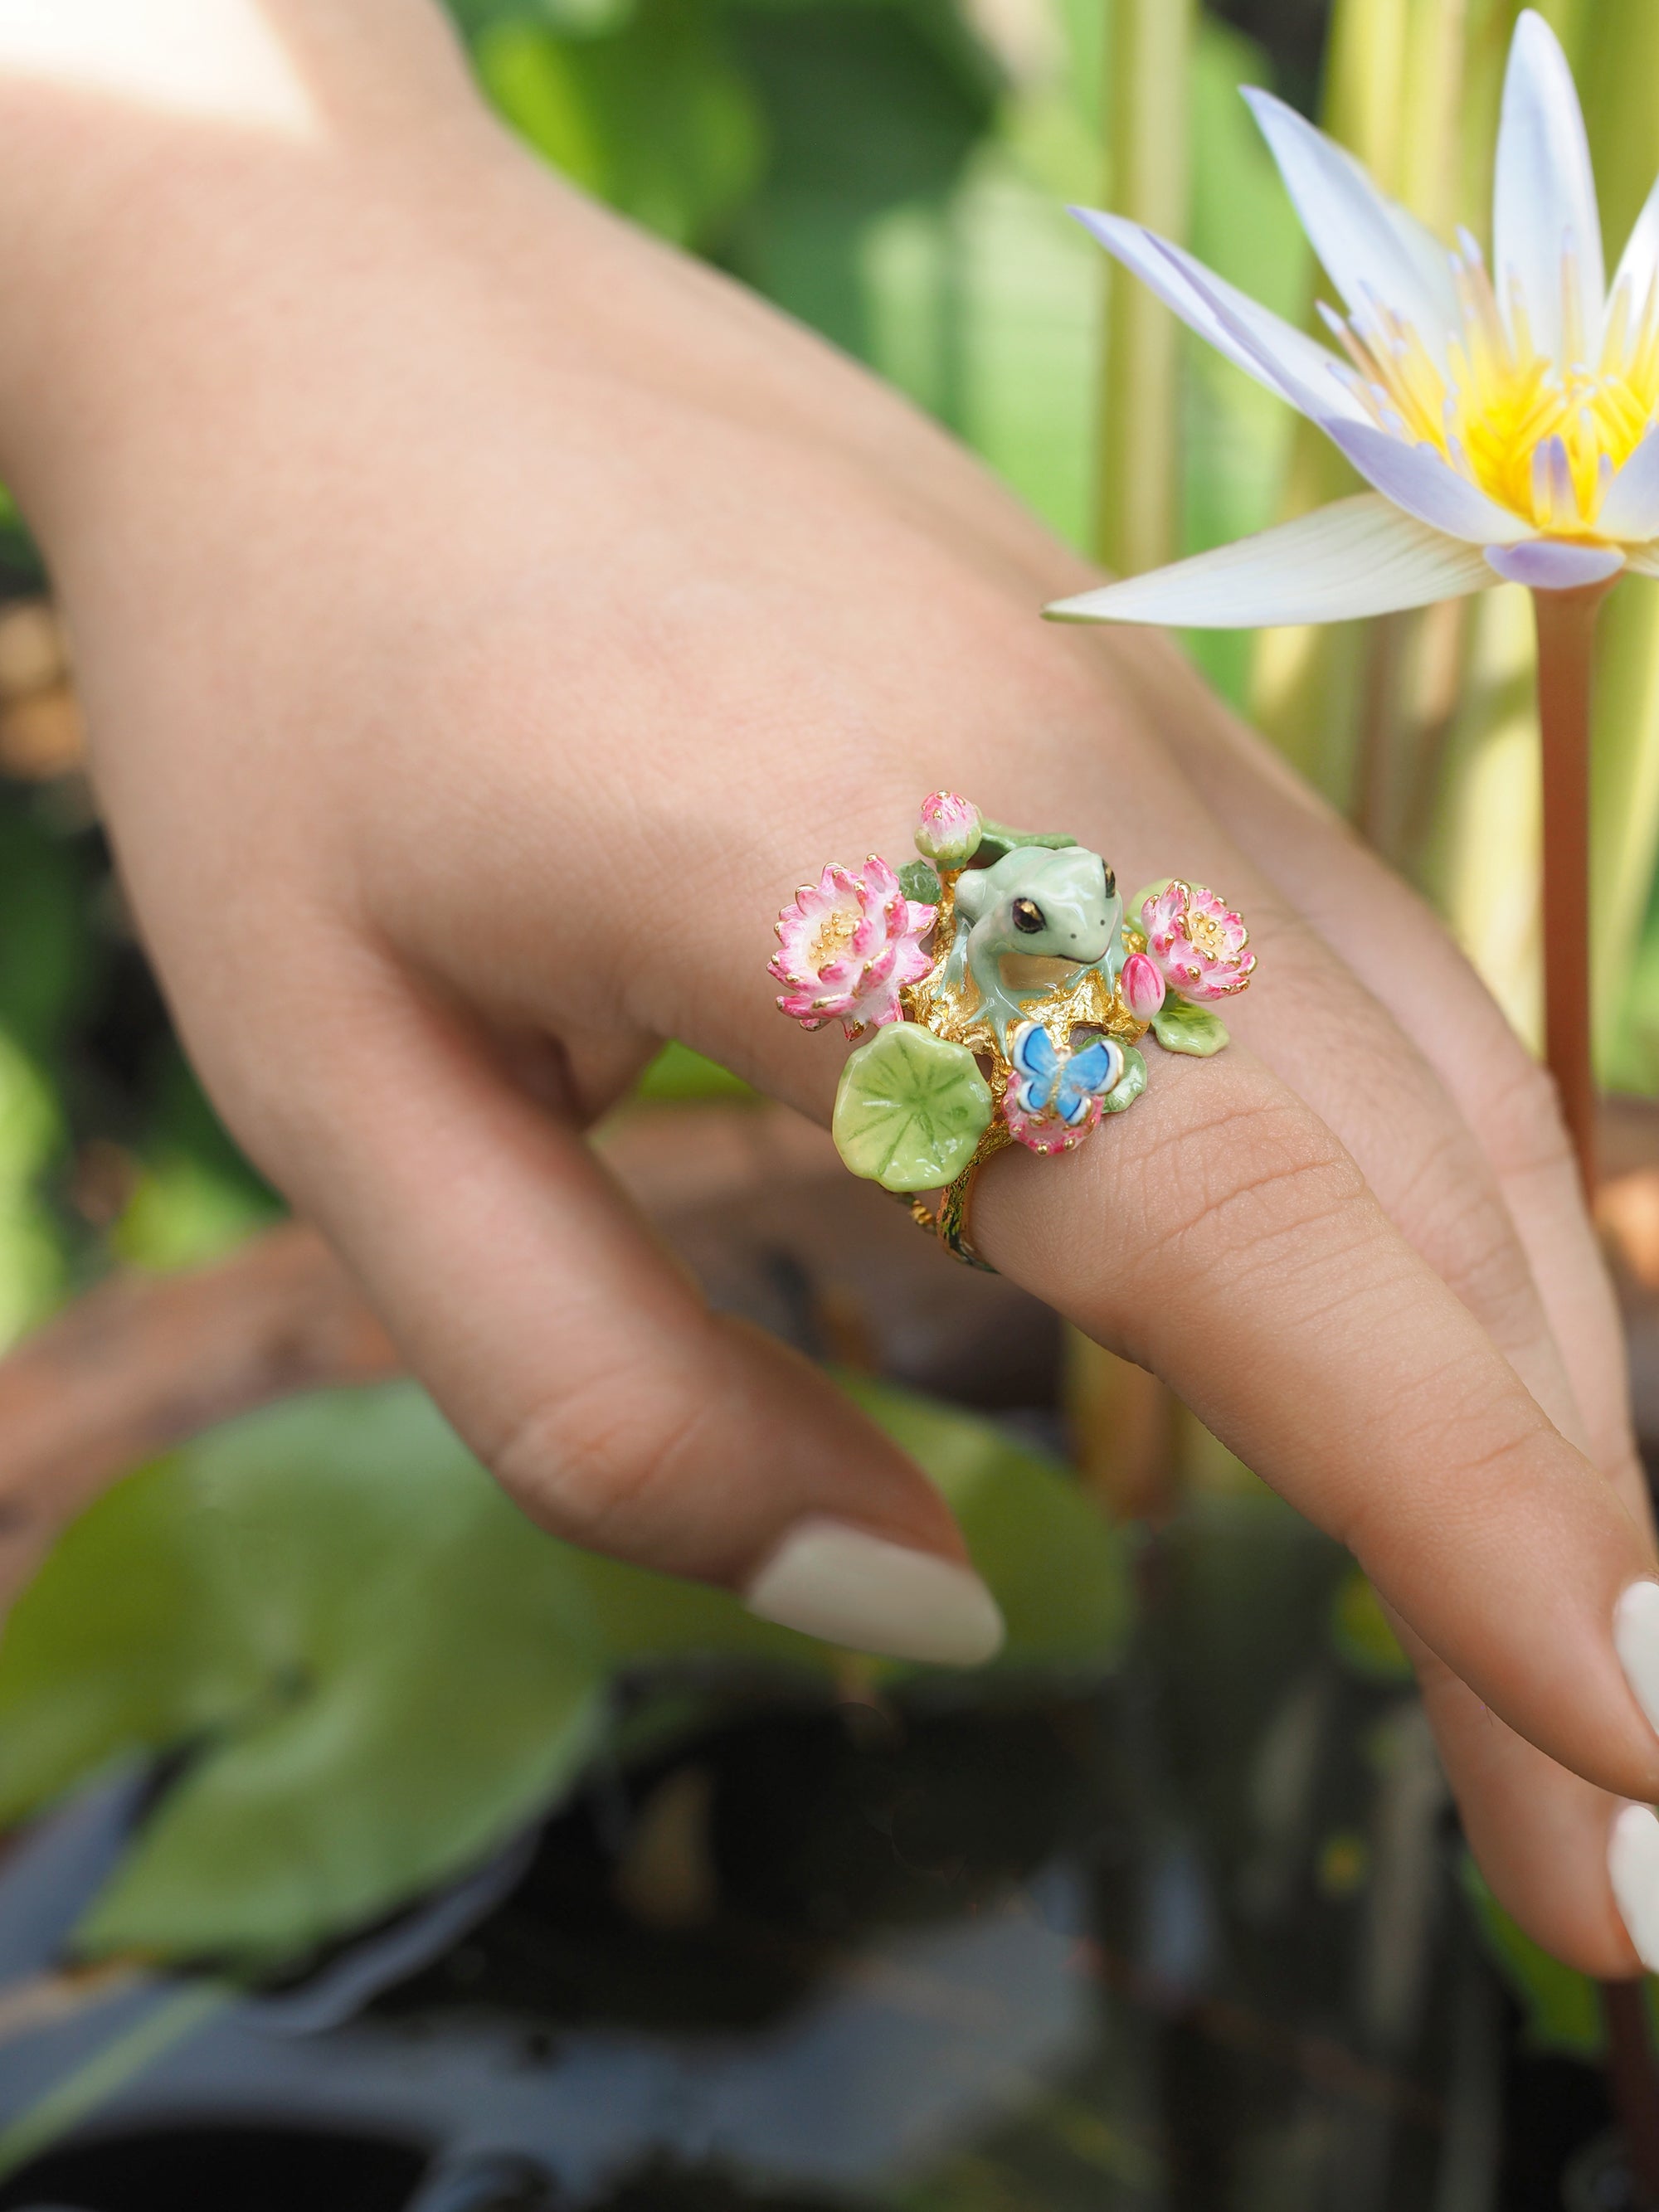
[1610,1804,1659,1971]
[1614,1580,1659,1737]
[744,1517,1005,1666]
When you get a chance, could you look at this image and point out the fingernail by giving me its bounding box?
[1614,1580,1659,1737]
[744,1517,1005,1666]
[1609,1804,1659,1971]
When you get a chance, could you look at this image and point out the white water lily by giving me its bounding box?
[1052,10,1659,630]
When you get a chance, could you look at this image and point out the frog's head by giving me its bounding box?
[956,844,1119,963]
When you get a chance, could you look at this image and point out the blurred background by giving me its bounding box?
[3,1,1659,2207]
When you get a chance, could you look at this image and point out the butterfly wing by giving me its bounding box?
[1010,1021,1062,1113]
[1053,1038,1125,1125]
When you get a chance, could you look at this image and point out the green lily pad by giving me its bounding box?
[0,1372,1130,1967]
[975,820,1076,863]
[833,1022,993,1192]
[1151,995,1230,1057]
[1099,1044,1147,1114]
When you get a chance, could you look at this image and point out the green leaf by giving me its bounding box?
[1099,1044,1146,1115]
[1329,1567,1411,1683]
[841,1376,1131,1674]
[975,819,1076,862]
[474,2,765,249]
[0,1372,1131,1966]
[1150,997,1230,1057]
[833,1023,993,1192]
[631,1040,755,1103]
[898,858,943,907]
[0,1389,615,1961]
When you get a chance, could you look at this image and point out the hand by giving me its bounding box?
[4,0,1657,1975]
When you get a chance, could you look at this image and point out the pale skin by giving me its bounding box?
[1,0,1656,1974]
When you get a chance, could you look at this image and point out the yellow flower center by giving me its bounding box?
[1332,243,1659,537]
[810,907,860,969]
[1186,908,1229,960]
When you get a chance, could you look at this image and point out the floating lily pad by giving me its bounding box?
[0,1373,1130,1968]
[1151,996,1230,1057]
[1099,1045,1147,1114]
[833,1023,993,1192]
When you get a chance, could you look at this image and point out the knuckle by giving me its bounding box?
[1117,1090,1371,1298]
[1472,1048,1576,1193]
[1338,1364,1537,1561]
[1384,1115,1545,1349]
[489,1344,726,1561]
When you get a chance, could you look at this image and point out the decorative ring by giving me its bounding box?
[769,794,1256,1271]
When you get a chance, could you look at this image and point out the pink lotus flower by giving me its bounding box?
[1121,950,1165,1024]
[1003,1094,1102,1154]
[914,790,983,868]
[771,857,937,1037]
[1141,881,1255,1002]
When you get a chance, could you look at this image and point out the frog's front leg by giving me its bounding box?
[966,937,1033,1052]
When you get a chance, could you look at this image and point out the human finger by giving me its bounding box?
[965,1047,1659,1811]
[220,950,1006,1670]
[1115,631,1644,1508]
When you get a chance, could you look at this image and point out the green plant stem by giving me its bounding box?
[1094,0,1194,577]
[1532,582,1610,1198]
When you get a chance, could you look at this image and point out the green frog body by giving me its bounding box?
[941,844,1124,1050]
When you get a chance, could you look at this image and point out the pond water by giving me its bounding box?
[0,1483,1631,2212]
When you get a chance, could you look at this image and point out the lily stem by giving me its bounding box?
[1532,581,1611,1199]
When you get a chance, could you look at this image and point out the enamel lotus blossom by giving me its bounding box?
[770,857,937,1038]
[1141,882,1257,1002]
[1051,9,1659,629]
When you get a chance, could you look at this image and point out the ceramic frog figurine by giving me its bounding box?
[941,843,1124,1050]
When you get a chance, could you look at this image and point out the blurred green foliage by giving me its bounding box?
[0,1373,1130,1966]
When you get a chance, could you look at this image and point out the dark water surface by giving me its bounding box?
[0,1480,1628,2212]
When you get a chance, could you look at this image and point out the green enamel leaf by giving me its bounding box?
[1100,1044,1147,1115]
[898,858,943,907]
[975,819,1076,863]
[833,1023,993,1192]
[1151,996,1230,1057]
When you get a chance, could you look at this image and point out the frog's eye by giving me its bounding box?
[1102,865,1117,896]
[1012,897,1045,935]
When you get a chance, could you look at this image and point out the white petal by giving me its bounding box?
[1612,171,1659,320]
[1385,202,1464,336]
[1619,542,1659,580]
[1321,420,1535,542]
[1068,209,1370,425]
[1482,540,1624,587]
[1044,494,1495,629]
[1160,248,1533,544]
[1594,426,1659,539]
[1492,9,1603,363]
[1242,89,1458,346]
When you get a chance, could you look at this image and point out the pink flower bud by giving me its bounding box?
[915,790,982,868]
[1121,951,1165,1023]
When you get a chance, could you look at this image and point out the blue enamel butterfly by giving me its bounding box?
[1008,1022,1125,1125]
